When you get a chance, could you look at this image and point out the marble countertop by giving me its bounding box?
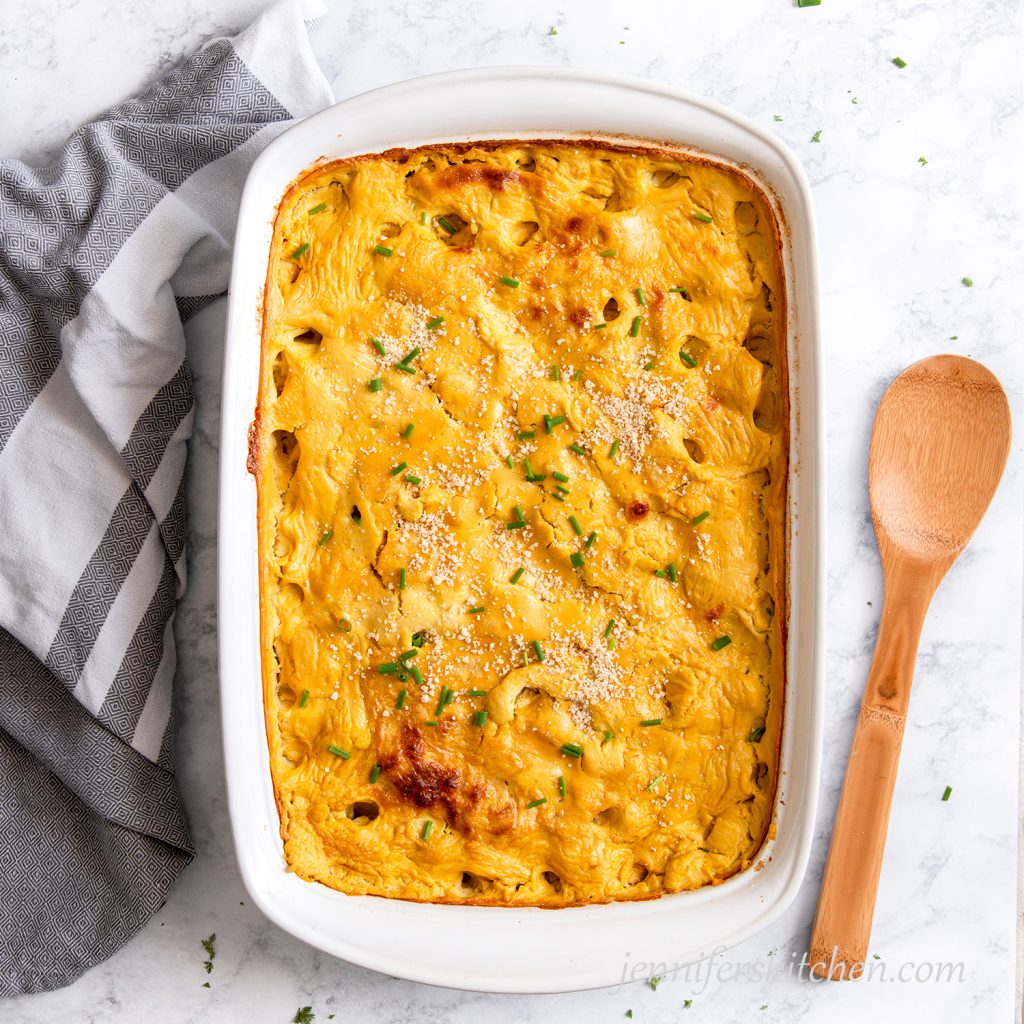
[3,0,1021,1021]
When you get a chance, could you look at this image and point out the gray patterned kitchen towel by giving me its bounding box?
[0,0,332,996]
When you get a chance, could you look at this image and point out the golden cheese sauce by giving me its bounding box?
[255,141,787,906]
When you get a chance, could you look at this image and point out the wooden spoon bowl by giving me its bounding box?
[808,354,1011,980]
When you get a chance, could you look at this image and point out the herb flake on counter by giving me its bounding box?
[292,1007,314,1024]
[892,55,907,68]
[810,129,822,143]
[918,156,928,166]
[962,277,973,287]
[942,785,953,801]
[650,975,663,990]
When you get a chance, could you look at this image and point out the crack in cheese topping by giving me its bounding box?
[255,141,787,906]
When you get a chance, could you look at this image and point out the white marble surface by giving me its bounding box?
[2,0,1022,1021]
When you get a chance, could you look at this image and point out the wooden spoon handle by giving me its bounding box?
[809,565,934,979]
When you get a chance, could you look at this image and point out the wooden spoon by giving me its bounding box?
[808,354,1011,980]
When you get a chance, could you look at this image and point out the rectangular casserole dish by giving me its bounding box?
[219,66,824,993]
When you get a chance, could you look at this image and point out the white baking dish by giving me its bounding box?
[218,67,824,993]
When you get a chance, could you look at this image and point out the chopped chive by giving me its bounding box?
[468,688,487,697]
[435,686,452,715]
[370,764,381,783]
[669,286,691,298]
[797,0,821,5]
[593,322,608,331]
[747,725,766,742]
[527,797,547,809]
[693,212,713,223]
[667,562,677,583]
[438,216,457,235]
[560,742,583,758]
[328,744,351,759]
[552,470,569,483]
[679,348,697,367]
[691,511,710,526]
[544,414,565,433]
[607,636,616,650]
[299,689,310,708]
[892,55,907,68]
[510,567,525,584]
[374,244,393,256]
[603,619,616,638]
[396,688,407,710]
[378,662,398,675]
[635,287,646,306]
[398,648,418,662]
[572,367,583,382]
[600,249,618,258]
[654,569,667,579]
[551,491,566,502]
[942,785,953,801]
[711,634,732,651]
[420,211,427,225]
[609,438,620,458]
[524,456,537,480]
[585,531,597,549]
[404,474,421,485]
[421,820,433,840]
[500,275,521,288]
[338,617,353,631]
[647,774,666,791]
[532,640,545,663]
[290,242,310,260]
[506,519,527,529]
[307,203,327,215]
[412,631,424,648]
[558,775,566,798]
[517,430,536,440]
[369,377,383,392]
[602,730,614,745]
[513,504,524,521]
[569,442,587,456]
[371,337,386,356]
[399,346,421,365]
[643,361,654,371]
[568,515,583,535]
[403,421,415,439]
[570,552,585,568]
[390,462,407,476]
[397,670,409,683]
[317,529,333,548]
[426,316,445,329]
[630,315,642,337]
[425,720,438,727]
[468,606,485,614]
[556,483,571,493]
[552,365,561,381]
[410,665,423,686]
[474,710,489,727]
[641,718,662,728]
[394,361,416,374]
[399,567,407,590]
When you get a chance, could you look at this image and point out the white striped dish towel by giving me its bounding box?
[0,0,332,995]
